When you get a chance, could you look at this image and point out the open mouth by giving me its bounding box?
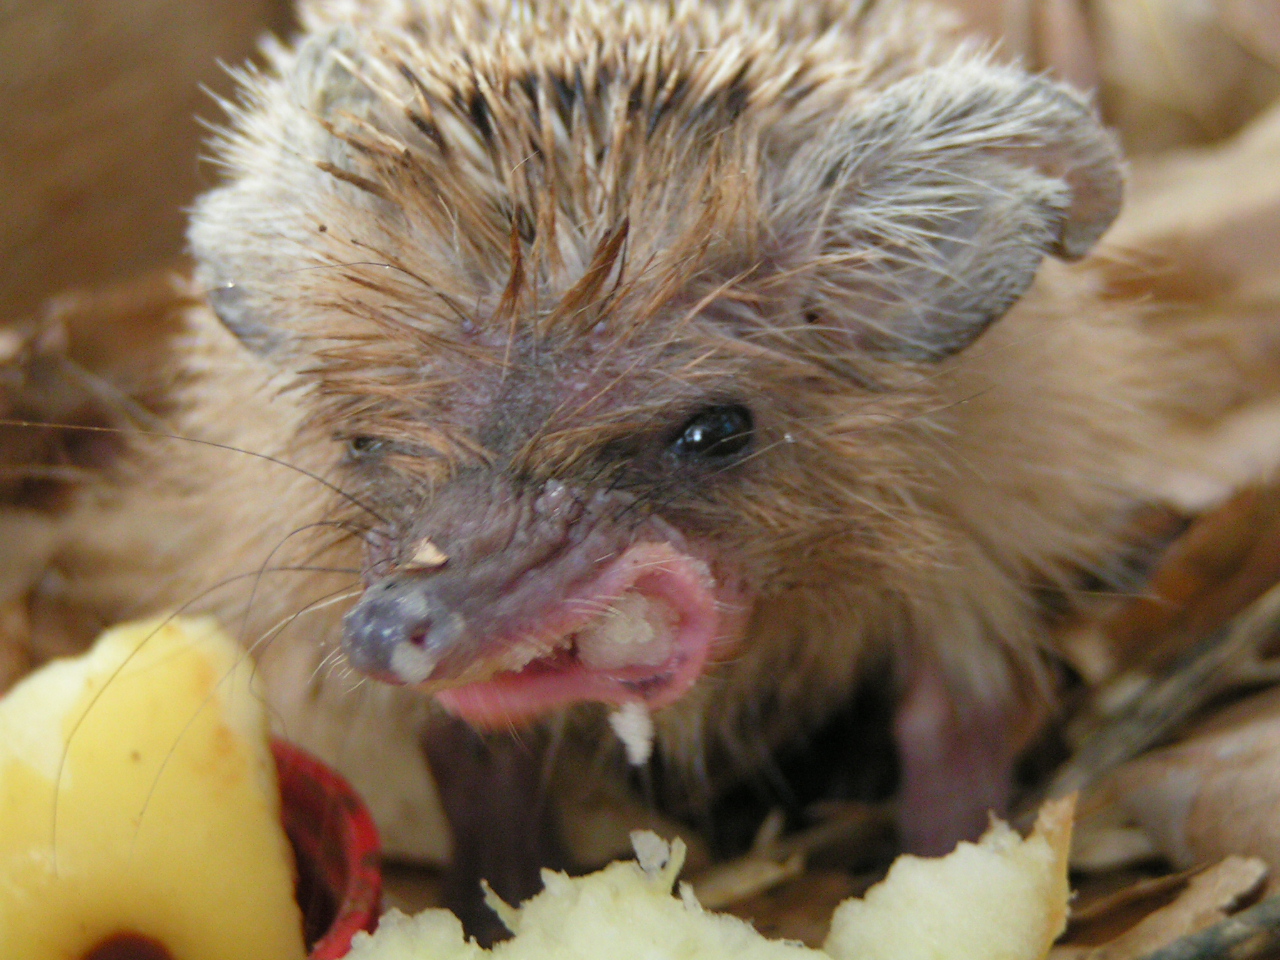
[433,542,727,727]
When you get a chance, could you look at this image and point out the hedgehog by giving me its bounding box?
[18,0,1222,929]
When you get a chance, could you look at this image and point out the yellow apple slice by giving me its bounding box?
[825,797,1075,960]
[345,798,1074,960]
[0,616,307,960]
[348,832,820,960]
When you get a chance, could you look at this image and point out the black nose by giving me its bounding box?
[342,573,466,683]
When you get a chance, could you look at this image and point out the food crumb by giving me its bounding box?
[610,701,655,766]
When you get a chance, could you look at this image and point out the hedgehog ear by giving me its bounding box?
[192,25,379,358]
[782,62,1122,360]
[203,279,284,354]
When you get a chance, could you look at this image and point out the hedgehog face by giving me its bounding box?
[308,291,921,724]
[188,0,1121,728]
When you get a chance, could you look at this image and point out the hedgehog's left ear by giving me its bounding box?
[778,61,1122,360]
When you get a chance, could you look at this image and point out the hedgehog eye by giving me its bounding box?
[348,435,385,457]
[670,405,753,460]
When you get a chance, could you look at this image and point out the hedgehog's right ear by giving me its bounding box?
[192,26,380,357]
[779,61,1122,360]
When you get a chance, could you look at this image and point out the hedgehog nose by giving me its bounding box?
[342,573,467,684]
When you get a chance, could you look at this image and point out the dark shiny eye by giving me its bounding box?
[671,405,753,460]
[348,435,384,457]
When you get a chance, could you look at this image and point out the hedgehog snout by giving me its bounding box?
[342,572,466,684]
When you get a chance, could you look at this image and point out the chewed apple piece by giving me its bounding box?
[825,796,1075,960]
[0,616,307,960]
[348,833,822,960]
[347,799,1074,960]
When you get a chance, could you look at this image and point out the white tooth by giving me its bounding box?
[576,592,674,671]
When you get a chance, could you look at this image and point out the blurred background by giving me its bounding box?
[0,0,294,320]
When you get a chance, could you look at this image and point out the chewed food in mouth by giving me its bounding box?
[575,591,678,670]
[341,477,750,728]
[432,544,734,727]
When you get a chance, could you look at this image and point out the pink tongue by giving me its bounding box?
[434,542,724,728]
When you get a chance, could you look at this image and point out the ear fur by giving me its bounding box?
[781,59,1123,360]
[191,25,380,356]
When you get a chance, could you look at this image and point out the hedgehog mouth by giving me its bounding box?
[433,542,731,728]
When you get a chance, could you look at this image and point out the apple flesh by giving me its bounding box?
[346,799,1074,960]
[0,616,307,960]
[825,798,1074,960]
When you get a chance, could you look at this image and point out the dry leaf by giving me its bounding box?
[1096,486,1280,681]
[930,0,1099,89]
[0,269,209,684]
[0,268,199,508]
[692,852,806,911]
[1066,870,1203,945]
[1070,820,1160,875]
[1101,103,1280,514]
[1220,0,1280,67]
[1048,581,1280,802]
[691,804,893,910]
[1109,102,1280,316]
[1053,857,1267,960]
[933,0,1280,151]
[1096,688,1280,877]
[1091,0,1280,152]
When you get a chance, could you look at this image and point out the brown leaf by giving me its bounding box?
[1048,582,1280,801]
[1091,0,1280,153]
[932,0,1280,151]
[691,802,894,910]
[1219,0,1280,72]
[1100,486,1280,678]
[1054,857,1268,960]
[1100,104,1280,445]
[928,0,1098,89]
[1099,688,1280,876]
[0,270,205,679]
[692,852,806,911]
[1070,820,1161,874]
[1097,108,1280,525]
[0,268,199,510]
[1067,870,1202,946]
